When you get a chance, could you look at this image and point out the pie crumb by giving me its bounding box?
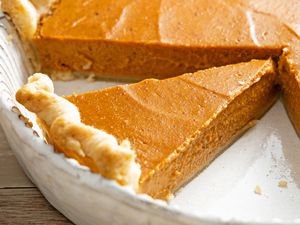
[278,180,288,188]
[86,73,96,82]
[82,60,93,70]
[254,185,262,195]
[7,34,13,44]
[166,193,175,201]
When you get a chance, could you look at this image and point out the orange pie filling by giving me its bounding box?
[65,59,277,198]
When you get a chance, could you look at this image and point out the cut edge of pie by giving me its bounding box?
[279,45,300,136]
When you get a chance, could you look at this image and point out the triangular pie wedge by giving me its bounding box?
[16,59,278,199]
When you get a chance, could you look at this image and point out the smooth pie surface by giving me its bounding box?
[34,0,289,79]
[246,0,300,37]
[67,59,277,199]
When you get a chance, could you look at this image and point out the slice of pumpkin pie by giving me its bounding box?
[279,44,300,136]
[243,0,300,137]
[16,59,278,199]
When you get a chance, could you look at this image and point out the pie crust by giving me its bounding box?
[16,73,141,191]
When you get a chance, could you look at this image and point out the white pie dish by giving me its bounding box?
[0,13,300,225]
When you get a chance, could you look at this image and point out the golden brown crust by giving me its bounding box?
[1,0,56,70]
[16,73,141,190]
[1,0,39,40]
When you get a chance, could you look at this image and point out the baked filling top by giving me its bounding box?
[35,0,288,46]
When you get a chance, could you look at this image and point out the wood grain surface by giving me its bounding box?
[0,126,73,224]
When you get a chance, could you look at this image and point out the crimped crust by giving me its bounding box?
[1,0,55,69]
[1,0,96,80]
[16,73,141,191]
[1,0,55,39]
[1,0,39,40]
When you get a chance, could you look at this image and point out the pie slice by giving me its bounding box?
[2,0,290,80]
[243,0,300,136]
[279,44,300,136]
[16,59,278,199]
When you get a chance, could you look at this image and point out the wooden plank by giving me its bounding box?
[0,187,73,224]
[0,126,34,188]
[0,127,73,224]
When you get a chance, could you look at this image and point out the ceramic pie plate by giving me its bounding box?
[0,13,300,225]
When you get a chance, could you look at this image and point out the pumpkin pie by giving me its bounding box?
[16,59,278,199]
[2,0,290,80]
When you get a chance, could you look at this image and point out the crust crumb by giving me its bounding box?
[18,114,29,123]
[82,60,93,71]
[11,106,21,114]
[86,73,96,82]
[278,180,288,188]
[254,185,262,195]
[7,34,13,44]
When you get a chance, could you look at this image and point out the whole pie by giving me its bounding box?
[2,0,300,199]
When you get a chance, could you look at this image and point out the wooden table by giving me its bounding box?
[0,126,73,224]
